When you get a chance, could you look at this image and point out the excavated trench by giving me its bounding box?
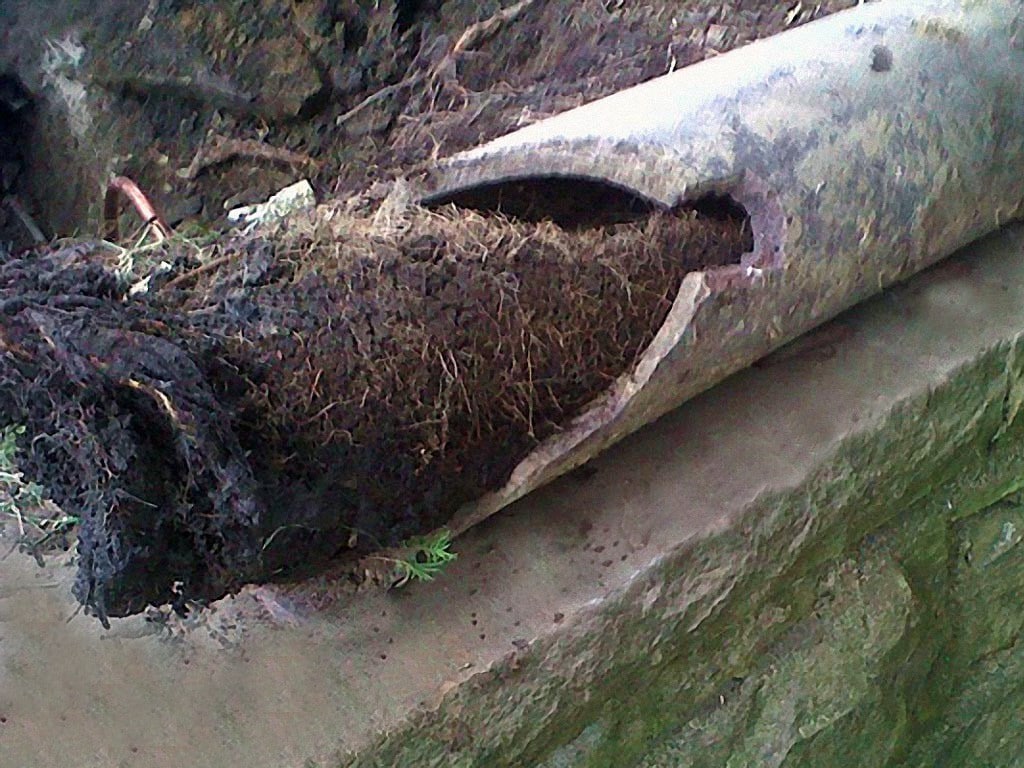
[4,2,1024,764]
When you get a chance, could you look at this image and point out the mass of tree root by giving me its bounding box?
[0,201,749,622]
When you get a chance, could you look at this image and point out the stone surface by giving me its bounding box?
[4,225,1024,766]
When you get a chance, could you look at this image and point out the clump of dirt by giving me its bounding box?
[0,200,749,621]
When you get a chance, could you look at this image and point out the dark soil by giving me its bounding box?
[0,0,858,245]
[332,0,860,197]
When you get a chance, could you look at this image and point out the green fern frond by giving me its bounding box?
[392,529,457,587]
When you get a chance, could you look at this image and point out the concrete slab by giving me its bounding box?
[3,223,1024,767]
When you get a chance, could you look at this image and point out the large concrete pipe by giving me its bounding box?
[422,0,1024,534]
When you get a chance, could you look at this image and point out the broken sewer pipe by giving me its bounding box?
[420,0,1024,538]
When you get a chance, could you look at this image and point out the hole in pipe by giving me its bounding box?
[426,176,661,228]
[427,174,753,253]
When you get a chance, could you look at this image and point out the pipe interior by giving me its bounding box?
[427,175,752,240]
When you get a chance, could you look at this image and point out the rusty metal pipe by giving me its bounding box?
[422,0,1024,534]
[102,175,172,242]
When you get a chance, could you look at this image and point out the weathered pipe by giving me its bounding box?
[422,0,1024,535]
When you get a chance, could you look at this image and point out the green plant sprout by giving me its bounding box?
[391,529,458,587]
[0,425,45,522]
[0,425,77,544]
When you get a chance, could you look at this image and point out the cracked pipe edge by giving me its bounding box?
[426,0,1024,536]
